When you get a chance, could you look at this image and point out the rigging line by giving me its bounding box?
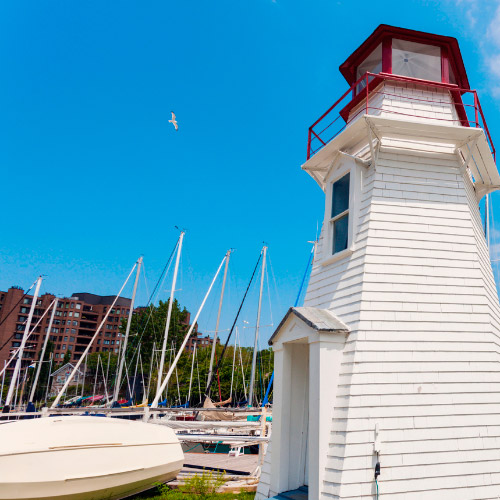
[143,239,179,312]
[294,243,315,307]
[124,241,179,367]
[195,346,202,405]
[490,193,500,285]
[204,250,262,398]
[141,261,152,306]
[135,244,178,337]
[490,192,498,257]
[52,261,137,408]
[0,279,39,351]
[133,238,179,345]
[267,253,283,316]
[265,259,274,328]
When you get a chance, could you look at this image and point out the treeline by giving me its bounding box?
[91,299,274,405]
[1,299,274,406]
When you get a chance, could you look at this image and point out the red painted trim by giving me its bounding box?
[340,75,384,121]
[441,47,450,83]
[311,129,326,146]
[376,72,459,90]
[339,24,470,90]
[449,89,468,126]
[341,71,462,120]
[382,37,392,73]
[306,72,494,161]
[476,94,496,159]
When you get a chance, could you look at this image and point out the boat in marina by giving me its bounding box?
[0,416,183,500]
[0,234,278,499]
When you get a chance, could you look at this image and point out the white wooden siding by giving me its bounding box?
[348,82,460,128]
[255,440,273,499]
[302,144,500,498]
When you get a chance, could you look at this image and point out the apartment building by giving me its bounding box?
[0,287,131,375]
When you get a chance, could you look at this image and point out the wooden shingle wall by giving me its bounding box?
[303,146,500,498]
[348,82,459,128]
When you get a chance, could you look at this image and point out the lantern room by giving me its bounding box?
[339,24,469,92]
[302,24,498,204]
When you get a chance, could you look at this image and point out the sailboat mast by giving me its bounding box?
[207,249,231,396]
[132,345,141,403]
[81,356,87,398]
[230,335,237,402]
[92,355,100,400]
[237,327,247,400]
[44,354,53,405]
[52,261,137,408]
[113,256,143,403]
[196,346,202,405]
[5,276,43,408]
[29,298,57,402]
[145,341,155,403]
[248,246,267,407]
[0,361,5,406]
[187,343,196,406]
[139,352,146,404]
[156,231,184,397]
[150,253,227,410]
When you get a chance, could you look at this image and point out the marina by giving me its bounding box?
[2,4,500,500]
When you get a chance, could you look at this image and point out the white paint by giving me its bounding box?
[348,82,459,128]
[258,80,500,498]
[0,416,183,500]
[256,312,347,500]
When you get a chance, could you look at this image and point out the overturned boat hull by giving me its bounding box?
[0,416,184,500]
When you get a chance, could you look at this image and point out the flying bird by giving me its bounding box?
[169,111,178,131]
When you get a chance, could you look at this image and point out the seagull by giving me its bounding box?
[169,111,178,131]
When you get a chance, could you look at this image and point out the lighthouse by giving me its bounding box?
[256,25,500,499]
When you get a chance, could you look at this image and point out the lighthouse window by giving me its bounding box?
[356,43,382,94]
[330,173,350,254]
[392,39,441,82]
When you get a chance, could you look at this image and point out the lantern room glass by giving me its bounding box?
[392,39,441,82]
[356,44,382,94]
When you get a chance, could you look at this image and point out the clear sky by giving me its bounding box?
[2,0,500,347]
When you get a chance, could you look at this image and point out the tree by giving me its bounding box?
[62,350,72,365]
[73,298,277,406]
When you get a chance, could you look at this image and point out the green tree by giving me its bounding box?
[113,300,274,406]
[62,350,72,365]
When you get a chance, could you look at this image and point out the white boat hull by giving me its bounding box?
[0,416,184,500]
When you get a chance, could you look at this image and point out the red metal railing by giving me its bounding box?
[306,72,496,162]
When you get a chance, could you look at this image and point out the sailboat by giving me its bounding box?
[0,259,185,500]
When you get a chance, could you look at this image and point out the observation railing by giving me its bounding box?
[307,72,495,162]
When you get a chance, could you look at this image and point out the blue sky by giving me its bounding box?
[2,0,500,346]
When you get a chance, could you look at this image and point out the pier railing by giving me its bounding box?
[307,72,496,162]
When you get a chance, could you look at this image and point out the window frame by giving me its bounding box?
[322,158,362,266]
[329,173,350,255]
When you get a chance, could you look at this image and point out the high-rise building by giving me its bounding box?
[0,287,132,375]
[0,286,214,378]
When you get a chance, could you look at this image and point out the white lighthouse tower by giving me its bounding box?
[256,25,500,499]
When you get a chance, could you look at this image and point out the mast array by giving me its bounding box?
[156,232,184,398]
[249,245,267,407]
[29,298,57,403]
[207,249,231,399]
[5,276,43,408]
[113,256,143,403]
